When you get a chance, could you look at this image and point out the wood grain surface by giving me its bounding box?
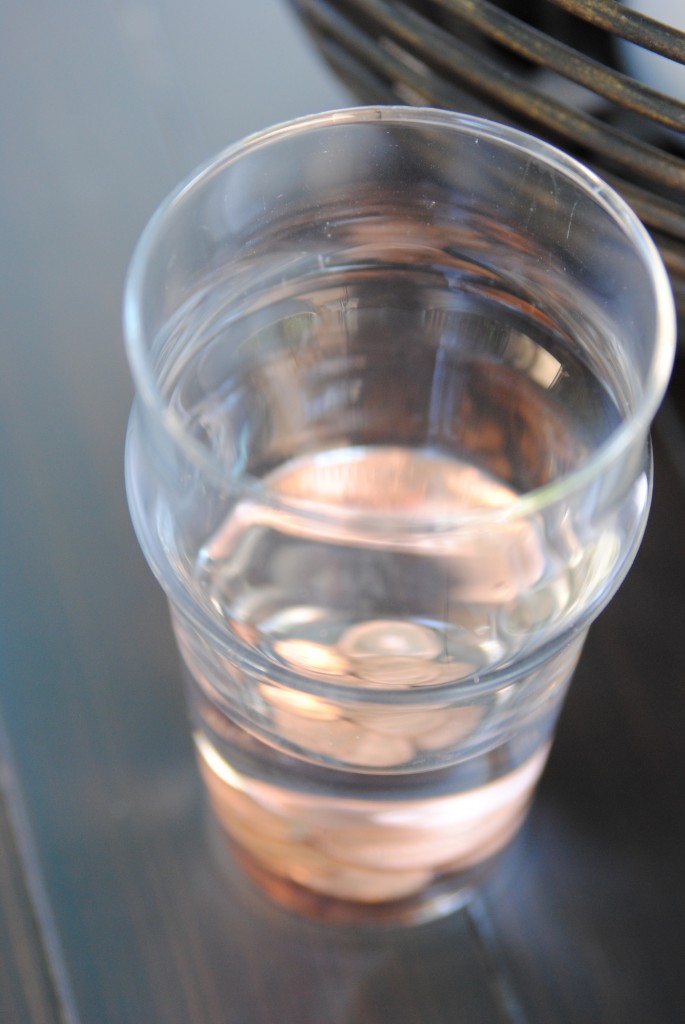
[1,2,684,1021]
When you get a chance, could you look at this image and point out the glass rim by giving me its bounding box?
[124,105,676,527]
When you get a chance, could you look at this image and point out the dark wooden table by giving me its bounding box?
[2,2,684,1022]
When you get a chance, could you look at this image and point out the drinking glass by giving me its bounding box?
[124,107,675,924]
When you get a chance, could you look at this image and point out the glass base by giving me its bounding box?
[194,714,546,926]
[207,813,515,927]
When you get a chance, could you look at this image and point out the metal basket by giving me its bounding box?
[291,0,685,333]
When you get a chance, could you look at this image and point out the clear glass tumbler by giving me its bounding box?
[124,107,675,924]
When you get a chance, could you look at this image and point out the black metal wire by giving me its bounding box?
[292,0,685,328]
[300,0,685,188]
[430,0,685,131]
[546,0,685,59]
